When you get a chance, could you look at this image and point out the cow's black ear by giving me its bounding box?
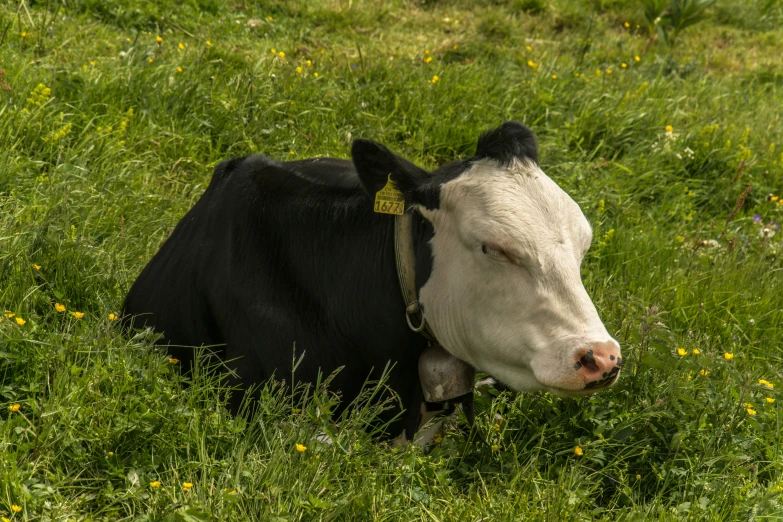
[351,139,432,203]
[475,121,538,164]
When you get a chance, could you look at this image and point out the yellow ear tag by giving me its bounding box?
[374,174,405,215]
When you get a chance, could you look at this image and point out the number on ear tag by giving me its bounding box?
[374,175,405,215]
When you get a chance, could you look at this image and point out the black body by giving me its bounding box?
[122,156,435,437]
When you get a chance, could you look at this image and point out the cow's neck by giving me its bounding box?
[410,209,435,296]
[292,197,434,346]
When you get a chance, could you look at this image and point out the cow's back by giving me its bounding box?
[121,157,249,355]
[122,155,358,347]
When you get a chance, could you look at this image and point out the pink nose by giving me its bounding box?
[575,341,622,390]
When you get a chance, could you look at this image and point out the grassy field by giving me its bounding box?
[2,0,783,519]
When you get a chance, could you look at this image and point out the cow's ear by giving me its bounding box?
[351,139,434,206]
[475,121,538,164]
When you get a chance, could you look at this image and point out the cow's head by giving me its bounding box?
[352,121,621,396]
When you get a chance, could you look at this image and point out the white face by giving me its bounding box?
[418,158,621,396]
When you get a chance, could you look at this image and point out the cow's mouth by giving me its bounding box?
[584,365,621,390]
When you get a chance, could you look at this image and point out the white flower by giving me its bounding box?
[760,227,776,239]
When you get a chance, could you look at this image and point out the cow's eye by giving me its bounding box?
[481,244,509,262]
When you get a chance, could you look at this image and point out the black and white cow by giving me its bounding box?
[122,122,621,440]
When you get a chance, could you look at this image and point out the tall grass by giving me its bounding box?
[2,0,783,519]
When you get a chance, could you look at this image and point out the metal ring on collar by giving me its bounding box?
[405,302,427,333]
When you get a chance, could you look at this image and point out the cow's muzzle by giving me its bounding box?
[574,340,622,390]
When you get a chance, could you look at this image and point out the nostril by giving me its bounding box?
[578,350,600,374]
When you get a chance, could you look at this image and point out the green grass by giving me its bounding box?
[2,0,783,519]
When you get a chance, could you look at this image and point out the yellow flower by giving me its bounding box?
[156,35,163,43]
[699,369,710,376]
[9,404,21,412]
[759,379,774,388]
[433,434,443,444]
[624,21,630,28]
[267,16,273,21]
[574,446,583,456]
[289,150,295,155]
[692,348,701,355]
[73,311,84,319]
[4,311,14,318]
[621,63,627,68]
[527,60,536,68]
[15,317,26,326]
[306,60,312,67]
[452,44,458,50]
[178,42,185,50]
[278,51,285,58]
[314,72,319,78]
[296,443,307,452]
[526,45,532,51]
[551,74,558,79]
[747,408,757,415]
[2,516,9,522]
[206,40,212,46]
[665,125,674,133]
[491,444,500,452]
[177,67,183,73]
[55,303,66,313]
[772,196,780,202]
[605,69,612,74]
[109,313,118,321]
[634,55,641,62]
[493,423,501,431]
[21,32,27,38]
[33,264,41,270]
[169,357,179,364]
[744,402,753,408]
[11,506,22,513]
[677,347,687,356]
[766,397,775,404]
[635,474,641,480]
[183,482,194,491]
[425,56,433,63]
[296,66,303,73]
[430,75,439,83]
[271,48,276,54]
[148,57,154,63]
[424,49,430,55]
[150,481,161,488]
[724,352,734,360]
[108,451,114,456]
